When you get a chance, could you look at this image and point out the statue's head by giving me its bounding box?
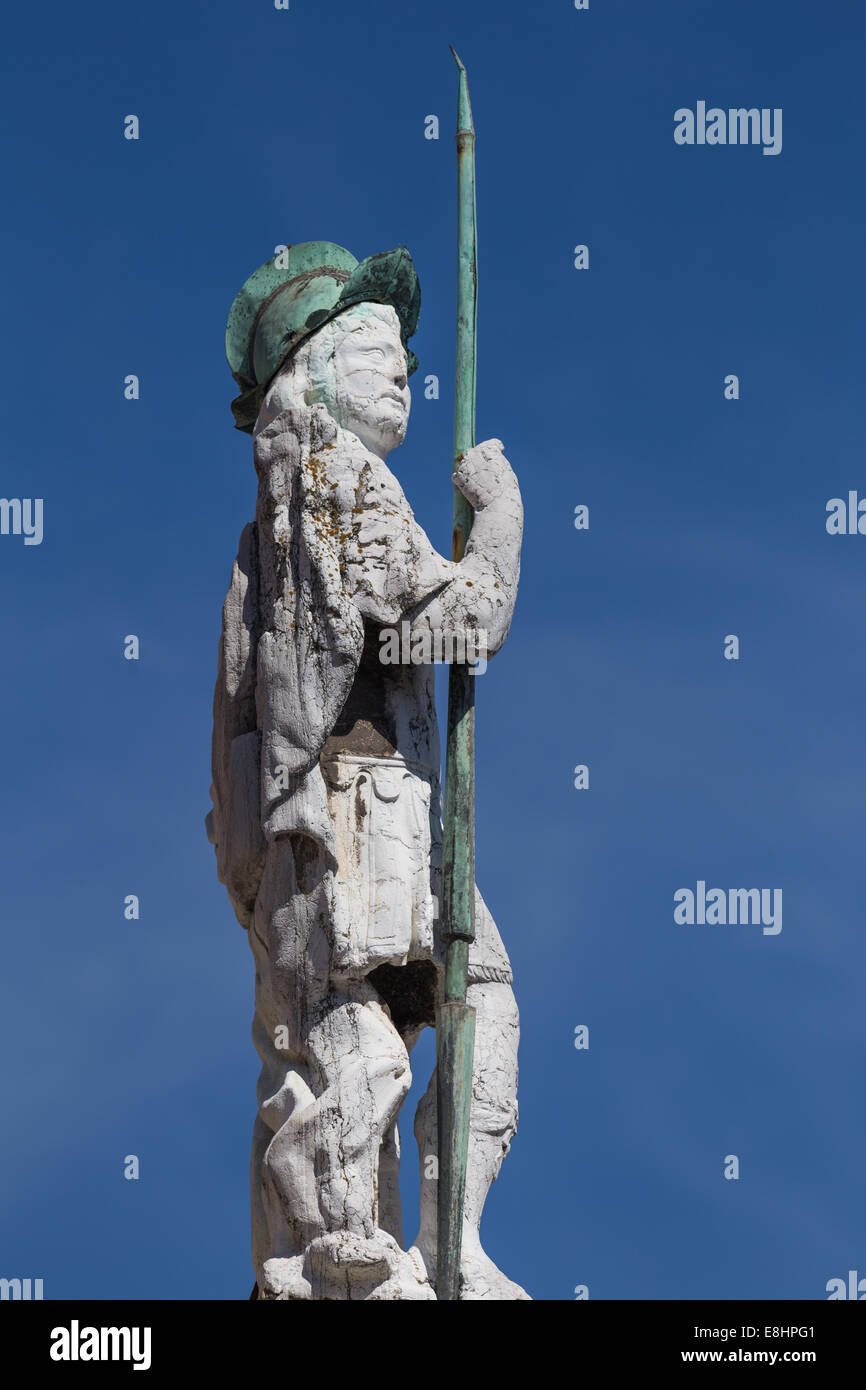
[226,242,420,442]
[255,302,410,457]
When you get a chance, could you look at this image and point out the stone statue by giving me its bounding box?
[207,242,527,1300]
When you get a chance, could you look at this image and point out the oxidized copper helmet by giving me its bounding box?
[226,241,421,433]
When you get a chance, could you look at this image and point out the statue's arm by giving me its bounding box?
[351,439,522,657]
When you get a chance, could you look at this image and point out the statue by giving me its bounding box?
[207,61,527,1303]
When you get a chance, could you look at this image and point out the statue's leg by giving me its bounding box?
[261,988,409,1237]
[250,835,433,1299]
[412,890,530,1299]
[260,990,434,1299]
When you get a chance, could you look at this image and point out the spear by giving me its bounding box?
[436,44,478,1303]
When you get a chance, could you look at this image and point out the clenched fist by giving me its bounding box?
[452,438,518,512]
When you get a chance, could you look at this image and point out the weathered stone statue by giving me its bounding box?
[207,241,526,1299]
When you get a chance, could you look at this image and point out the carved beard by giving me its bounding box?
[330,384,408,457]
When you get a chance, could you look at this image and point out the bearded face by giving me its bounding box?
[256,302,412,458]
[328,303,411,457]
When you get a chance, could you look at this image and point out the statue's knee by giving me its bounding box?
[315,998,413,1121]
[363,1048,412,1113]
[471,1096,519,1172]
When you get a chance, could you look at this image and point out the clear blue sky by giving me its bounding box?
[1,0,864,1300]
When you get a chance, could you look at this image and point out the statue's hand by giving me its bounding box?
[452,438,516,512]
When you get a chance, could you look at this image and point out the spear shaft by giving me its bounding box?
[436,45,478,1303]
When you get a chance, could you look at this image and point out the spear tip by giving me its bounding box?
[451,47,474,133]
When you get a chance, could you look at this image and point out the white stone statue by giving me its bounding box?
[208,244,527,1300]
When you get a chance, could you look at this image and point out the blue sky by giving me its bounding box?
[1,0,864,1300]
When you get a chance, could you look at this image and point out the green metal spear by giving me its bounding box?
[436,44,478,1303]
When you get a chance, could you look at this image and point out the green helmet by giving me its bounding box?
[226,241,421,433]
